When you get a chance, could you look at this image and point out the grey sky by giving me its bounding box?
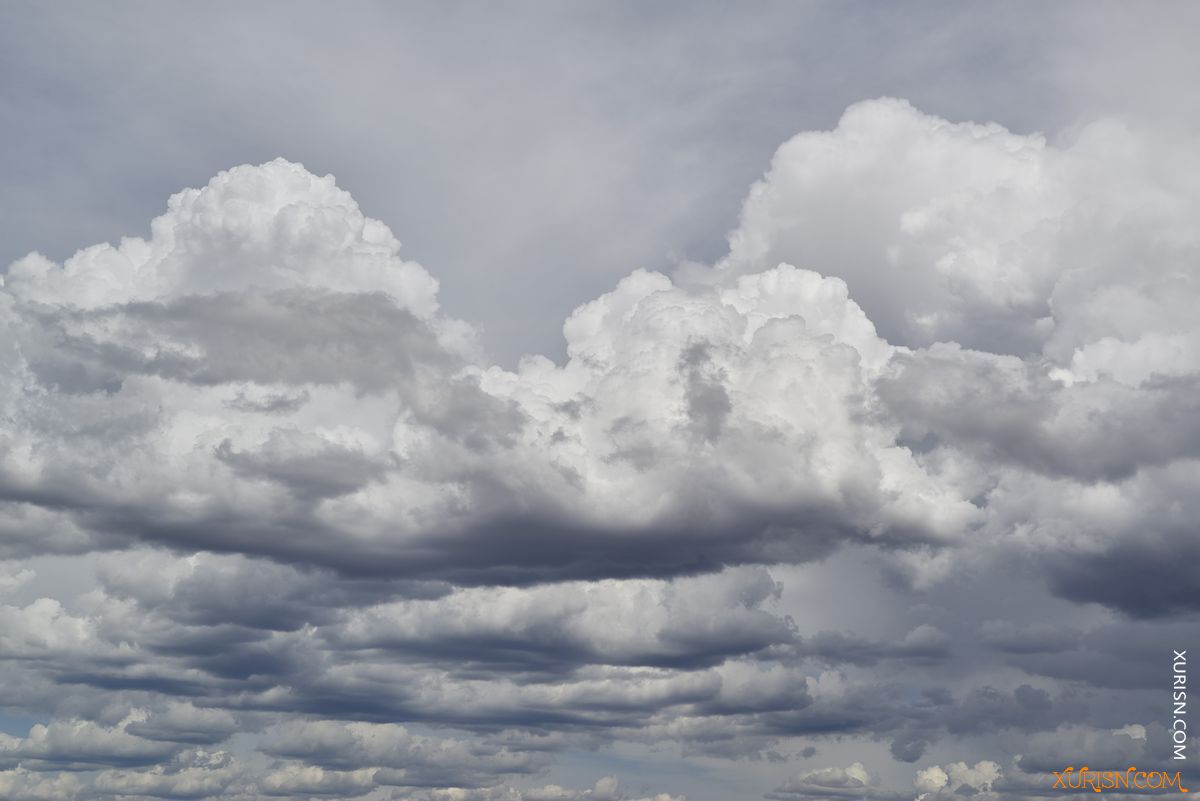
[2,4,1199,801]
[6,1,1194,365]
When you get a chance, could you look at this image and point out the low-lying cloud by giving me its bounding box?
[1,98,1198,799]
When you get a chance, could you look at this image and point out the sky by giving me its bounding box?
[0,2,1198,800]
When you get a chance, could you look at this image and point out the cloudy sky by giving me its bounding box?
[1,2,1198,800]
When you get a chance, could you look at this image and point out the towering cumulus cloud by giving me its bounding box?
[0,154,974,582]
[0,100,1197,799]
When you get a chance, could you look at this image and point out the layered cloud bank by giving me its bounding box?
[0,99,1197,799]
[0,156,970,583]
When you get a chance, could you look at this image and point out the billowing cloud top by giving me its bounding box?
[1,100,1197,800]
[0,150,977,584]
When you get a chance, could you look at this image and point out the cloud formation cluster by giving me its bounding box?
[0,156,972,587]
[1,99,1197,798]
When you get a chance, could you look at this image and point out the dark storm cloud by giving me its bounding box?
[1046,531,1200,618]
[0,490,862,586]
[984,617,1198,690]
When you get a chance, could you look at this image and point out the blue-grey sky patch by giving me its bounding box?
[1,3,1199,800]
